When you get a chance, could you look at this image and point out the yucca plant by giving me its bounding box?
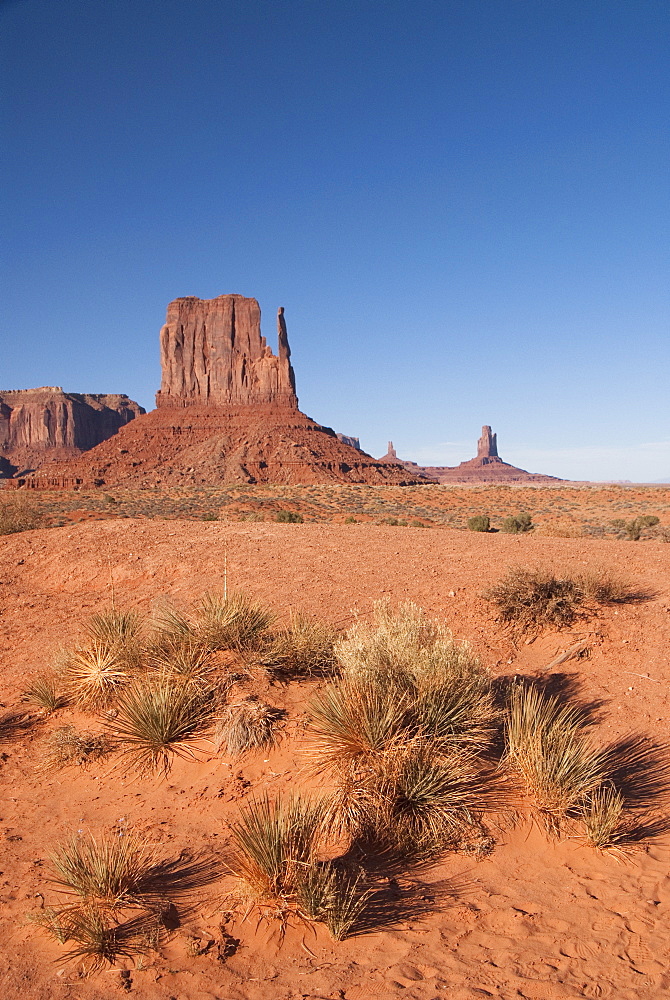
[225,793,325,907]
[48,830,222,913]
[146,633,212,681]
[305,676,412,777]
[84,609,144,671]
[49,833,161,912]
[106,676,215,775]
[22,673,68,714]
[55,907,162,974]
[296,862,369,940]
[214,699,282,755]
[65,642,129,709]
[192,591,275,653]
[504,683,605,834]
[267,612,338,678]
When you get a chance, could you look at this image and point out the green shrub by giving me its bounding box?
[344,516,357,524]
[500,512,533,534]
[275,510,304,523]
[613,515,660,541]
[467,515,490,533]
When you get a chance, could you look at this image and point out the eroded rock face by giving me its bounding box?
[0,388,144,455]
[156,295,297,408]
[477,425,498,459]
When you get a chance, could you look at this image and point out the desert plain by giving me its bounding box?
[0,483,669,1000]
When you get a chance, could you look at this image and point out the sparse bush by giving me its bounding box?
[42,726,112,770]
[409,519,425,528]
[485,568,584,634]
[22,673,67,714]
[344,516,357,524]
[107,676,215,775]
[147,634,212,682]
[296,862,369,940]
[467,515,490,533]
[579,784,627,852]
[500,512,533,534]
[214,698,282,755]
[40,906,162,975]
[275,510,304,523]
[0,491,44,535]
[613,514,660,541]
[267,612,338,678]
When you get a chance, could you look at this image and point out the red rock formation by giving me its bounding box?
[156,295,297,408]
[379,426,561,483]
[25,296,423,488]
[0,387,144,474]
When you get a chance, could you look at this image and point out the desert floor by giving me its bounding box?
[1,501,669,999]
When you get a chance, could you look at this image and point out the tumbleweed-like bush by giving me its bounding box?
[214,698,283,755]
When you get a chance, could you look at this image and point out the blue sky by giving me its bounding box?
[1,0,668,481]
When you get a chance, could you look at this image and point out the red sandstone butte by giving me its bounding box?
[24,295,422,488]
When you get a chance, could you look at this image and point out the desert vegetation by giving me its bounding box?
[7,583,667,976]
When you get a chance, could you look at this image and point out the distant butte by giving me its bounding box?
[20,295,422,488]
[379,426,562,483]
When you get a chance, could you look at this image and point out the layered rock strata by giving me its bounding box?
[0,387,144,474]
[157,295,297,408]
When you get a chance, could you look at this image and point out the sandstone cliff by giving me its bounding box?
[156,295,297,407]
[0,387,144,474]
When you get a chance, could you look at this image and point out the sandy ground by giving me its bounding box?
[1,519,669,1000]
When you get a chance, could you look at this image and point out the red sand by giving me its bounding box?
[0,520,669,999]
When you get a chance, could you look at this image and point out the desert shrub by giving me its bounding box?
[275,510,304,523]
[214,698,282,755]
[296,862,369,940]
[381,517,407,526]
[267,611,338,678]
[467,515,490,533]
[344,515,357,524]
[576,568,638,604]
[192,591,275,653]
[22,673,68,714]
[202,512,218,521]
[612,514,660,541]
[579,784,628,852]
[106,676,215,775]
[42,726,112,770]
[503,683,604,835]
[146,634,212,682]
[500,512,533,534]
[485,568,584,634]
[0,492,44,535]
[64,642,129,709]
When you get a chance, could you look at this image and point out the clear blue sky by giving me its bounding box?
[2,0,668,481]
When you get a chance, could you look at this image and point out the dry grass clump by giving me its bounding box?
[36,830,221,973]
[146,633,213,682]
[306,603,500,858]
[22,673,68,714]
[42,726,112,770]
[106,676,215,775]
[486,567,647,636]
[267,612,338,678]
[83,608,144,671]
[214,698,283,755]
[0,492,44,535]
